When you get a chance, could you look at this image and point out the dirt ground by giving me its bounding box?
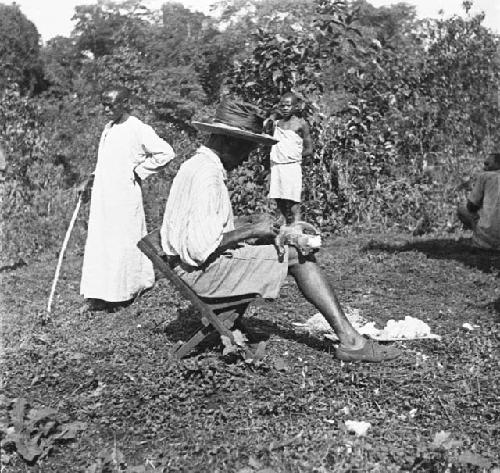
[1,232,499,472]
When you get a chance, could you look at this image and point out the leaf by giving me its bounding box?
[432,430,462,450]
[248,456,262,469]
[55,421,87,441]
[90,382,106,397]
[274,357,289,371]
[11,398,27,432]
[272,70,282,84]
[38,420,57,437]
[456,451,491,468]
[15,434,43,463]
[221,335,237,355]
[232,329,247,347]
[28,407,58,424]
[253,341,267,361]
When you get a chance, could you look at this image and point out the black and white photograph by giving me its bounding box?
[0,0,499,471]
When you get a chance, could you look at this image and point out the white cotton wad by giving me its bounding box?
[345,420,372,436]
[294,310,441,341]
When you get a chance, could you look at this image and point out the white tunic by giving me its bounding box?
[160,146,234,267]
[268,126,303,202]
[80,116,175,302]
[160,146,288,299]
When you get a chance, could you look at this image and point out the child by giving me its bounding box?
[457,146,500,250]
[266,92,313,223]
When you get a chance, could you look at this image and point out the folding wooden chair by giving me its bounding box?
[137,229,258,359]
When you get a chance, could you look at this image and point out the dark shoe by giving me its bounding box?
[335,339,401,363]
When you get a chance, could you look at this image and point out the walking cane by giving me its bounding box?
[45,193,83,321]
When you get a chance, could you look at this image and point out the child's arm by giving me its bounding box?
[301,120,313,158]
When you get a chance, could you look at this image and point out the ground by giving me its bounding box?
[1,232,499,472]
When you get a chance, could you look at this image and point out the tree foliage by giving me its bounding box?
[0,3,43,92]
[225,0,500,230]
[0,0,499,262]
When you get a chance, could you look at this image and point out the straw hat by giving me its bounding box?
[192,100,278,146]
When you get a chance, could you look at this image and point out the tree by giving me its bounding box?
[41,36,85,95]
[72,0,155,57]
[0,3,43,92]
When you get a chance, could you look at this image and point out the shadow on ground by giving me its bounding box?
[363,237,500,275]
[489,296,500,321]
[160,306,332,358]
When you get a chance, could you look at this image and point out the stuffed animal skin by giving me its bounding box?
[275,221,321,260]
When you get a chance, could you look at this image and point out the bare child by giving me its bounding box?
[266,92,313,223]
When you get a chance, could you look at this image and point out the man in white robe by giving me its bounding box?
[80,86,175,310]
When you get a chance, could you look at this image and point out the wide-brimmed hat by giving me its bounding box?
[192,100,278,145]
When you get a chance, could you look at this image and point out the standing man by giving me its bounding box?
[457,146,500,250]
[80,86,175,311]
[161,100,400,362]
[267,92,313,223]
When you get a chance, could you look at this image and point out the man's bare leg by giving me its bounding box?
[288,252,365,350]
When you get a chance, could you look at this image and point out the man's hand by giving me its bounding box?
[263,118,275,136]
[220,214,281,250]
[77,175,94,203]
[251,214,281,239]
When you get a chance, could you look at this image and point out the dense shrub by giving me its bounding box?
[1,0,499,264]
[225,0,500,232]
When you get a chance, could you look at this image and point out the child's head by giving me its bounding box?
[484,151,500,171]
[279,92,298,119]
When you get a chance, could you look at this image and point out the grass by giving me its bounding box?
[1,231,499,472]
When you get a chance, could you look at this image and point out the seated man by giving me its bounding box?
[457,147,500,250]
[160,100,400,362]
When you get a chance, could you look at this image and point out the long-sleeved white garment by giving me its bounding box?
[160,146,234,267]
[80,116,175,302]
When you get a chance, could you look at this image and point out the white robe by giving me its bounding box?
[80,116,175,302]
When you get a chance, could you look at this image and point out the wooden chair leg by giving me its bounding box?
[171,310,241,359]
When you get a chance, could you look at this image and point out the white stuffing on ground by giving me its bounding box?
[462,322,479,331]
[345,420,371,436]
[293,308,441,341]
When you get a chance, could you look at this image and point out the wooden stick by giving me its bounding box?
[46,195,82,316]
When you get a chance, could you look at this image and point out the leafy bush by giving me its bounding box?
[1,0,499,264]
[225,0,499,232]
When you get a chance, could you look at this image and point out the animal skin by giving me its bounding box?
[275,221,322,261]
